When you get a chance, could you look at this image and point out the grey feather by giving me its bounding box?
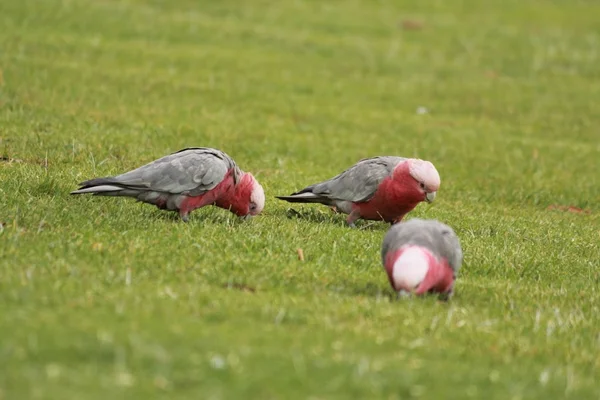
[72,148,240,194]
[275,192,324,203]
[278,156,405,205]
[70,148,242,209]
[70,185,123,194]
[115,147,240,195]
[381,218,463,273]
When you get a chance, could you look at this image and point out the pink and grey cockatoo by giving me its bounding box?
[381,218,462,299]
[276,156,440,227]
[71,147,265,221]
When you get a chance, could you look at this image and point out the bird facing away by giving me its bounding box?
[381,218,463,300]
[71,147,265,221]
[276,156,440,227]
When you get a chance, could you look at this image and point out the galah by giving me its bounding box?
[71,147,265,221]
[381,218,462,299]
[276,156,440,227]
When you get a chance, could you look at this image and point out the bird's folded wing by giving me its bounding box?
[113,148,238,196]
[315,156,404,203]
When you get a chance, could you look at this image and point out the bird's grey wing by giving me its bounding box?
[113,148,239,196]
[381,226,399,264]
[449,244,463,273]
[314,156,405,203]
[424,221,463,273]
[440,227,463,273]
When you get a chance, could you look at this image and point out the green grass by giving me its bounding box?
[1,0,599,398]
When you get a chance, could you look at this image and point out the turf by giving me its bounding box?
[1,0,599,398]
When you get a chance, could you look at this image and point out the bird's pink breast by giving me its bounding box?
[354,176,422,223]
[414,252,454,295]
[179,171,235,214]
[214,173,254,216]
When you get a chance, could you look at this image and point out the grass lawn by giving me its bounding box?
[1,0,599,398]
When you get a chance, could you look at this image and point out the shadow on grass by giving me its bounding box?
[34,177,72,197]
[148,207,247,226]
[329,281,455,304]
[284,207,340,224]
[221,281,257,293]
[282,207,390,231]
[325,280,394,300]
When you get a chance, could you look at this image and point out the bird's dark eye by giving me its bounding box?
[420,182,426,190]
[249,202,257,211]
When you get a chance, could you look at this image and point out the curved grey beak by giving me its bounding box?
[239,215,253,221]
[425,191,437,203]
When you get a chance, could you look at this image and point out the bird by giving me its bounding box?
[381,218,463,300]
[71,147,265,222]
[276,156,440,227]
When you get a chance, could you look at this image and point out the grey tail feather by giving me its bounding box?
[291,185,317,196]
[70,177,124,195]
[275,192,327,204]
[70,185,124,195]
